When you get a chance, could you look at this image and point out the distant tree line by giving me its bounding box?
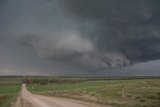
[21,76,160,85]
[22,77,88,85]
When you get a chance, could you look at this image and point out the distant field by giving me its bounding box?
[27,77,160,107]
[0,77,21,107]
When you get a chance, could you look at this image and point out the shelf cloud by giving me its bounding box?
[0,0,160,75]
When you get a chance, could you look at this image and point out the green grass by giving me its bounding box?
[0,77,21,107]
[27,78,160,107]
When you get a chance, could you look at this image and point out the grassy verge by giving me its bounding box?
[0,77,21,107]
[27,78,160,107]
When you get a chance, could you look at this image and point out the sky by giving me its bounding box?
[0,0,160,76]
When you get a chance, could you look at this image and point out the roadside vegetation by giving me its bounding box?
[26,77,160,107]
[0,77,21,107]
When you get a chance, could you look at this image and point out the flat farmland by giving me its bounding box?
[26,77,160,107]
[0,77,21,107]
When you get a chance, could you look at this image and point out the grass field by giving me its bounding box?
[27,77,160,107]
[0,76,159,107]
[0,77,21,107]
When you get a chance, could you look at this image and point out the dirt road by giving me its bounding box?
[13,84,110,107]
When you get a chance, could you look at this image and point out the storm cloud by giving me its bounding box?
[0,0,160,75]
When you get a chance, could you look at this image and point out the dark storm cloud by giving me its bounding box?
[0,0,160,75]
[62,0,153,22]
[62,0,160,63]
